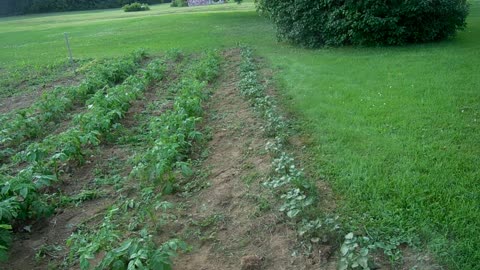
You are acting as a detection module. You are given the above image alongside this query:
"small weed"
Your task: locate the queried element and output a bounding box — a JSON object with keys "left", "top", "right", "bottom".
{"left": 181, "top": 176, "right": 211, "bottom": 197}
{"left": 60, "top": 189, "right": 106, "bottom": 207}
{"left": 93, "top": 175, "right": 123, "bottom": 188}
{"left": 186, "top": 214, "right": 224, "bottom": 243}
{"left": 241, "top": 171, "right": 260, "bottom": 186}
{"left": 193, "top": 214, "right": 224, "bottom": 228}
{"left": 245, "top": 193, "right": 272, "bottom": 217}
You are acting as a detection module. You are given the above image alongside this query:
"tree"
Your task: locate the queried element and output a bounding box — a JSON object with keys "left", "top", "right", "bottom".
{"left": 0, "top": 0, "right": 165, "bottom": 16}
{"left": 256, "top": 0, "right": 470, "bottom": 47}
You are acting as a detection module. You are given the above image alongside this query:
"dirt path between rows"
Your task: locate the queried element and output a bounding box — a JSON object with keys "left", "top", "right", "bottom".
{"left": 171, "top": 50, "right": 336, "bottom": 270}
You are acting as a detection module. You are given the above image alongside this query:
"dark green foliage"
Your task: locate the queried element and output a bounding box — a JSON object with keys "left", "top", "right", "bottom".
{"left": 123, "top": 2, "right": 151, "bottom": 12}
{"left": 1, "top": 0, "right": 164, "bottom": 16}
{"left": 170, "top": 0, "right": 188, "bottom": 7}
{"left": 256, "top": 0, "right": 470, "bottom": 47}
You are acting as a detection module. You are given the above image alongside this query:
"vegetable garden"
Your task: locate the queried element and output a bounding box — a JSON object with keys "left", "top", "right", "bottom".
{"left": 2, "top": 45, "right": 336, "bottom": 269}
{"left": 0, "top": 50, "right": 227, "bottom": 269}
{"left": 0, "top": 1, "right": 479, "bottom": 269}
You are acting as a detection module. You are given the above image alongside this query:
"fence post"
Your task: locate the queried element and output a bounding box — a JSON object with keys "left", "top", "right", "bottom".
{"left": 64, "top": 32, "right": 74, "bottom": 66}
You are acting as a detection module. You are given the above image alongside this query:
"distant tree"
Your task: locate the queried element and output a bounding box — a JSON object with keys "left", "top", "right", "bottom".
{"left": 0, "top": 0, "right": 166, "bottom": 16}
{"left": 256, "top": 0, "right": 470, "bottom": 47}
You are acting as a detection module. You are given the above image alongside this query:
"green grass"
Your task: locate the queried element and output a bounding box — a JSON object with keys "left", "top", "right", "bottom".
{"left": 1, "top": 1, "right": 479, "bottom": 268}
{"left": 0, "top": 1, "right": 268, "bottom": 68}
{"left": 265, "top": 4, "right": 480, "bottom": 268}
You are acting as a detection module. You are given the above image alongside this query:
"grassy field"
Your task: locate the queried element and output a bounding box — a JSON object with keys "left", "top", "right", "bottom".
{"left": 1, "top": 1, "right": 479, "bottom": 268}
{"left": 0, "top": 1, "right": 268, "bottom": 68}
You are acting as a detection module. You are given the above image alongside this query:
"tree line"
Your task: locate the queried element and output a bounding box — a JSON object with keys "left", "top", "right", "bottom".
{"left": 0, "top": 0, "right": 166, "bottom": 16}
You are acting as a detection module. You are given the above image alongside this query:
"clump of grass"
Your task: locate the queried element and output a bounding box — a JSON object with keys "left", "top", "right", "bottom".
{"left": 123, "top": 2, "right": 150, "bottom": 12}
{"left": 170, "top": 0, "right": 188, "bottom": 7}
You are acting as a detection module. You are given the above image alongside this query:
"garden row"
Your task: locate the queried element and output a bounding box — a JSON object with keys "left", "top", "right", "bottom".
{"left": 0, "top": 51, "right": 146, "bottom": 162}
{"left": 238, "top": 46, "right": 318, "bottom": 222}
{"left": 0, "top": 53, "right": 166, "bottom": 259}
{"left": 239, "top": 47, "right": 430, "bottom": 269}
{"left": 238, "top": 47, "right": 392, "bottom": 269}
{"left": 67, "top": 51, "right": 220, "bottom": 269}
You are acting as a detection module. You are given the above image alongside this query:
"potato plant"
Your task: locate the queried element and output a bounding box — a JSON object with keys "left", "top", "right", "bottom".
{"left": 0, "top": 56, "right": 166, "bottom": 260}
{"left": 67, "top": 51, "right": 219, "bottom": 270}
{"left": 131, "top": 51, "right": 219, "bottom": 191}
{"left": 239, "top": 46, "right": 395, "bottom": 269}
{"left": 68, "top": 189, "right": 186, "bottom": 270}
{"left": 238, "top": 47, "right": 317, "bottom": 214}
{"left": 0, "top": 50, "right": 146, "bottom": 157}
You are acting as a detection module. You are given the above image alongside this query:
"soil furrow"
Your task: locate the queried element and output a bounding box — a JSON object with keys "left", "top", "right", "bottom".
{"left": 173, "top": 50, "right": 325, "bottom": 270}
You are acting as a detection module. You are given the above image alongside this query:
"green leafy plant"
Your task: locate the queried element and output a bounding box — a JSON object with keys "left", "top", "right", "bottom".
{"left": 0, "top": 224, "right": 12, "bottom": 261}
{"left": 171, "top": 0, "right": 188, "bottom": 7}
{"left": 123, "top": 2, "right": 150, "bottom": 12}
{"left": 238, "top": 46, "right": 317, "bottom": 221}
{"left": 131, "top": 51, "right": 219, "bottom": 191}
{"left": 0, "top": 51, "right": 146, "bottom": 158}
{"left": 67, "top": 207, "right": 121, "bottom": 270}
{"left": 0, "top": 53, "right": 165, "bottom": 259}
{"left": 339, "top": 233, "right": 371, "bottom": 270}
{"left": 68, "top": 187, "right": 184, "bottom": 270}
{"left": 97, "top": 230, "right": 186, "bottom": 270}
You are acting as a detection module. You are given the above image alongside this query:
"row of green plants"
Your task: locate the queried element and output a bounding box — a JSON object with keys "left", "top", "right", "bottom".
{"left": 0, "top": 51, "right": 146, "bottom": 162}
{"left": 240, "top": 46, "right": 419, "bottom": 269}
{"left": 238, "top": 46, "right": 317, "bottom": 220}
{"left": 131, "top": 50, "right": 219, "bottom": 189}
{"left": 238, "top": 47, "right": 403, "bottom": 269}
{"left": 0, "top": 56, "right": 166, "bottom": 260}
{"left": 67, "top": 51, "right": 220, "bottom": 269}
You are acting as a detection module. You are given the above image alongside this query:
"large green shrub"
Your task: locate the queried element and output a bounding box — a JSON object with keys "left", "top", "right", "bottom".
{"left": 256, "top": 0, "right": 470, "bottom": 47}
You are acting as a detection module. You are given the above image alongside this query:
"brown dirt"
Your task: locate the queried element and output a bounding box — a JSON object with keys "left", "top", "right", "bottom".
{"left": 171, "top": 50, "right": 337, "bottom": 270}
{"left": 0, "top": 93, "right": 39, "bottom": 114}
{"left": 257, "top": 58, "right": 337, "bottom": 213}
{"left": 0, "top": 77, "right": 81, "bottom": 115}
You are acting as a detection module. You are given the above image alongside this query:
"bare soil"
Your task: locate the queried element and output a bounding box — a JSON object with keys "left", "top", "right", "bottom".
{"left": 0, "top": 76, "right": 81, "bottom": 114}
{"left": 170, "top": 50, "right": 337, "bottom": 270}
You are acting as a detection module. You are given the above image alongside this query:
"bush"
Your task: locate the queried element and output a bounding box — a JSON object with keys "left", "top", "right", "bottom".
{"left": 256, "top": 0, "right": 470, "bottom": 47}
{"left": 123, "top": 2, "right": 150, "bottom": 12}
{"left": 171, "top": 0, "right": 188, "bottom": 7}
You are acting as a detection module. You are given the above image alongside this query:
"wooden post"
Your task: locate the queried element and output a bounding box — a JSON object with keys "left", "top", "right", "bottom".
{"left": 64, "top": 32, "right": 74, "bottom": 65}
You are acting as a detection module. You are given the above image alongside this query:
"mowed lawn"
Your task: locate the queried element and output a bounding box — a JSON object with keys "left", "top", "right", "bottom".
{"left": 0, "top": 1, "right": 270, "bottom": 68}
{"left": 1, "top": 1, "right": 479, "bottom": 268}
